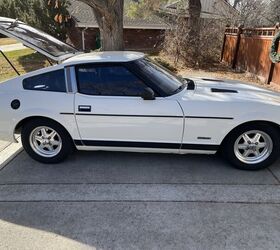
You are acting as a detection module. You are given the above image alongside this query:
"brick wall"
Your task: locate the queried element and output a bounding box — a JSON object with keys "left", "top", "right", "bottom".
{"left": 67, "top": 27, "right": 165, "bottom": 52}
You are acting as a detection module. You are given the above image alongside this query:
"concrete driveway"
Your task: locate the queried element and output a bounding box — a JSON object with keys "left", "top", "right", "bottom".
{"left": 1, "top": 150, "right": 280, "bottom": 250}
{"left": 0, "top": 43, "right": 26, "bottom": 52}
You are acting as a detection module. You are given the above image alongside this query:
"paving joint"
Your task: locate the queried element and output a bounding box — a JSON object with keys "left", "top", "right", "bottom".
{"left": 0, "top": 200, "right": 280, "bottom": 205}
{"left": 0, "top": 139, "right": 23, "bottom": 171}
{"left": 267, "top": 167, "right": 280, "bottom": 184}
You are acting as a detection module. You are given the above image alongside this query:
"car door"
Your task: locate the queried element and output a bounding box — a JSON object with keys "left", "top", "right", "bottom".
{"left": 74, "top": 63, "right": 184, "bottom": 152}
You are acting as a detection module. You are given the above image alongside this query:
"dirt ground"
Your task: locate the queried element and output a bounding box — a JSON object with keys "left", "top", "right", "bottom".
{"left": 180, "top": 64, "right": 280, "bottom": 93}
{"left": 154, "top": 55, "right": 280, "bottom": 93}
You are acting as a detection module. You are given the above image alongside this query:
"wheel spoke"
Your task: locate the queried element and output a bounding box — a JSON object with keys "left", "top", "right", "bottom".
{"left": 40, "top": 128, "right": 47, "bottom": 138}
{"left": 257, "top": 142, "right": 267, "bottom": 149}
{"left": 243, "top": 149, "right": 252, "bottom": 157}
{"left": 242, "top": 134, "right": 251, "bottom": 143}
{"left": 39, "top": 144, "right": 46, "bottom": 150}
{"left": 253, "top": 133, "right": 262, "bottom": 143}
{"left": 256, "top": 148, "right": 262, "bottom": 156}
{"left": 48, "top": 130, "right": 56, "bottom": 139}
{"left": 238, "top": 144, "right": 248, "bottom": 150}
{"left": 45, "top": 144, "right": 53, "bottom": 151}
{"left": 34, "top": 135, "right": 43, "bottom": 143}
{"left": 253, "top": 150, "right": 259, "bottom": 157}
{"left": 51, "top": 140, "right": 60, "bottom": 146}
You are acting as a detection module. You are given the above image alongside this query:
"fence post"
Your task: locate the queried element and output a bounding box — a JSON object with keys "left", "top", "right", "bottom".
{"left": 220, "top": 25, "right": 230, "bottom": 62}
{"left": 232, "top": 24, "right": 243, "bottom": 69}
{"left": 267, "top": 23, "right": 280, "bottom": 85}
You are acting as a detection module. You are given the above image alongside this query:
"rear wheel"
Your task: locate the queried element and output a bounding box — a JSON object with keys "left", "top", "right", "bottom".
{"left": 21, "top": 118, "right": 73, "bottom": 163}
{"left": 224, "top": 124, "right": 280, "bottom": 170}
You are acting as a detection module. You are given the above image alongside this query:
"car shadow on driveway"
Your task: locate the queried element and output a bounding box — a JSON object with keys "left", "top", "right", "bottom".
{"left": 0, "top": 151, "right": 280, "bottom": 249}
{"left": 0, "top": 150, "right": 278, "bottom": 185}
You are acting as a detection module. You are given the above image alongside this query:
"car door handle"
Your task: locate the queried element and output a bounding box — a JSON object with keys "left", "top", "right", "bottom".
{"left": 78, "top": 105, "right": 91, "bottom": 112}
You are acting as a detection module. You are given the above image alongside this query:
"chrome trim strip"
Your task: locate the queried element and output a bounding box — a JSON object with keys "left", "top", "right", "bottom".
{"left": 69, "top": 66, "right": 78, "bottom": 93}
{"left": 60, "top": 113, "right": 233, "bottom": 120}
{"left": 64, "top": 67, "right": 72, "bottom": 93}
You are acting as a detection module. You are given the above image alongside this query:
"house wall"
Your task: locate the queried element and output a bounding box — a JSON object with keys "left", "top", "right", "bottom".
{"left": 67, "top": 27, "right": 165, "bottom": 52}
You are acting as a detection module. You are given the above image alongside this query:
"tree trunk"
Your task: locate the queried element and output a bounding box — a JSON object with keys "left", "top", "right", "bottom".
{"left": 188, "top": 0, "right": 202, "bottom": 65}
{"left": 79, "top": 0, "right": 124, "bottom": 51}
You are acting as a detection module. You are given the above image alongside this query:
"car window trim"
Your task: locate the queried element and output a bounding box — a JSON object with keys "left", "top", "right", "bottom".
{"left": 130, "top": 58, "right": 185, "bottom": 97}
{"left": 74, "top": 62, "right": 161, "bottom": 97}
{"left": 22, "top": 69, "right": 67, "bottom": 93}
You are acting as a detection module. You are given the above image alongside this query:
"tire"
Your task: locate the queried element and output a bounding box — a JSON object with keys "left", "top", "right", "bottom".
{"left": 21, "top": 118, "right": 74, "bottom": 164}
{"left": 223, "top": 123, "right": 280, "bottom": 170}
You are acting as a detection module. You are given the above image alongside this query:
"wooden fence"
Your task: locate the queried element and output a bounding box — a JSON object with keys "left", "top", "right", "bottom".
{"left": 221, "top": 25, "right": 280, "bottom": 85}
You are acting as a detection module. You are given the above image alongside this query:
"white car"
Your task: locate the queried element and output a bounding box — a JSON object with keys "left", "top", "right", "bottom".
{"left": 0, "top": 17, "right": 280, "bottom": 170}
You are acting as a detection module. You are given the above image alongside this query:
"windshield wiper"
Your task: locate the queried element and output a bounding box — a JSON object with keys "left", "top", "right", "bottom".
{"left": 172, "top": 83, "right": 186, "bottom": 95}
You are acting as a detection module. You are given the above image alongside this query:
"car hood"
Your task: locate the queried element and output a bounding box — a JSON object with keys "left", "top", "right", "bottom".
{"left": 188, "top": 77, "right": 280, "bottom": 105}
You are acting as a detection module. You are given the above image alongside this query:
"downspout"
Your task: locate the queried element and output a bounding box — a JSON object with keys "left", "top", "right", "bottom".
{"left": 81, "top": 27, "right": 88, "bottom": 51}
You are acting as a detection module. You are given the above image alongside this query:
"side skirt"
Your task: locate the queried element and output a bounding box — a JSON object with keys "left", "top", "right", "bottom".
{"left": 74, "top": 140, "right": 219, "bottom": 155}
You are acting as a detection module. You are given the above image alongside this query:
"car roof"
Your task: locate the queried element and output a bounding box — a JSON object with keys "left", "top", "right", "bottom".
{"left": 62, "top": 51, "right": 145, "bottom": 65}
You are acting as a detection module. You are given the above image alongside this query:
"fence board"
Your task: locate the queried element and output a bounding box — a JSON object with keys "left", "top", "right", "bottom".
{"left": 272, "top": 46, "right": 280, "bottom": 85}
{"left": 222, "top": 35, "right": 237, "bottom": 65}
{"left": 221, "top": 27, "right": 280, "bottom": 85}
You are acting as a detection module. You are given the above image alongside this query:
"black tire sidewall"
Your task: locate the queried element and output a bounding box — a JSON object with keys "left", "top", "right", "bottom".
{"left": 21, "top": 118, "right": 73, "bottom": 164}
{"left": 224, "top": 124, "right": 280, "bottom": 170}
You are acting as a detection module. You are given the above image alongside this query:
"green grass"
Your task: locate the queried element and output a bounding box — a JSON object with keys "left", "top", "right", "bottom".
{"left": 0, "top": 38, "right": 18, "bottom": 46}
{"left": 0, "top": 49, "right": 49, "bottom": 82}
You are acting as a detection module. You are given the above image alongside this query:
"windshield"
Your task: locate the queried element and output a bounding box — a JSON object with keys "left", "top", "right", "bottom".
{"left": 0, "top": 19, "right": 78, "bottom": 59}
{"left": 133, "top": 57, "right": 184, "bottom": 96}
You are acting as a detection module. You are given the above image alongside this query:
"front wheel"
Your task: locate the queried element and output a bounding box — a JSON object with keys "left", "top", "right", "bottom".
{"left": 21, "top": 118, "right": 73, "bottom": 164}
{"left": 224, "top": 124, "right": 280, "bottom": 170}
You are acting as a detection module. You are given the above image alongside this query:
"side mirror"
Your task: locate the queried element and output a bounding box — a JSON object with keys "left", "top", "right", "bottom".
{"left": 141, "top": 87, "right": 155, "bottom": 100}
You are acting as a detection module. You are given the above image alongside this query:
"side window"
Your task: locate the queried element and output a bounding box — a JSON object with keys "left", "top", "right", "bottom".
{"left": 76, "top": 65, "right": 148, "bottom": 96}
{"left": 23, "top": 69, "right": 66, "bottom": 92}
